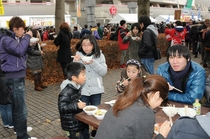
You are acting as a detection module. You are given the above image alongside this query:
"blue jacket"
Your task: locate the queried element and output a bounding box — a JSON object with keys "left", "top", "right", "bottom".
{"left": 0, "top": 28, "right": 31, "bottom": 78}
{"left": 156, "top": 61, "right": 206, "bottom": 104}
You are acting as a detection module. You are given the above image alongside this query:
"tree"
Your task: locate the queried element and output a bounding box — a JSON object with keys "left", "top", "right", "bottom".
{"left": 137, "top": 0, "right": 150, "bottom": 19}
{"left": 55, "top": 0, "right": 65, "bottom": 34}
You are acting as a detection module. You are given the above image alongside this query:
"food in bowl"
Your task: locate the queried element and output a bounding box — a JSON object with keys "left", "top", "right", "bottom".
{"left": 30, "top": 37, "right": 39, "bottom": 43}
{"left": 93, "top": 109, "right": 107, "bottom": 120}
{"left": 178, "top": 108, "right": 196, "bottom": 118}
{"left": 83, "top": 105, "right": 98, "bottom": 115}
{"left": 81, "top": 56, "right": 92, "bottom": 62}
{"left": 154, "top": 123, "right": 162, "bottom": 134}
{"left": 162, "top": 107, "right": 178, "bottom": 117}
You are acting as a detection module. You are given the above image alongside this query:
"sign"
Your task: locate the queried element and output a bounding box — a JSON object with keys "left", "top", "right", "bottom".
{"left": 109, "top": 6, "right": 117, "bottom": 15}
{"left": 76, "top": 0, "right": 81, "bottom": 17}
{"left": 0, "top": 0, "right": 4, "bottom": 15}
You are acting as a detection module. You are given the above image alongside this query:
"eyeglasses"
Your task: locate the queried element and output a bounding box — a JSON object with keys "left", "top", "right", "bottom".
{"left": 82, "top": 43, "right": 92, "bottom": 47}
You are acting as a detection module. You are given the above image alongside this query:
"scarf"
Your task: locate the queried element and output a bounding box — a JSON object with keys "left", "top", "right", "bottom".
{"left": 169, "top": 61, "right": 191, "bottom": 93}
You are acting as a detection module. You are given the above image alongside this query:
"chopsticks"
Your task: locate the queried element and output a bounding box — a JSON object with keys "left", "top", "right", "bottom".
{"left": 173, "top": 86, "right": 183, "bottom": 93}
{"left": 78, "top": 99, "right": 82, "bottom": 102}
{"left": 119, "top": 77, "right": 130, "bottom": 86}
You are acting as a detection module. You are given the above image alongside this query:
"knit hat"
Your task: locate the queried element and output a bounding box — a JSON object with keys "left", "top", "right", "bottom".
{"left": 196, "top": 112, "right": 210, "bottom": 137}
{"left": 126, "top": 59, "right": 141, "bottom": 69}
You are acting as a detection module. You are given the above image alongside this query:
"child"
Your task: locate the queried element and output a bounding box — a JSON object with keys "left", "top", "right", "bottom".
{"left": 73, "top": 34, "right": 107, "bottom": 137}
{"left": 123, "top": 22, "right": 141, "bottom": 63}
{"left": 27, "top": 29, "right": 47, "bottom": 91}
{"left": 115, "top": 59, "right": 149, "bottom": 93}
{"left": 58, "top": 62, "right": 89, "bottom": 139}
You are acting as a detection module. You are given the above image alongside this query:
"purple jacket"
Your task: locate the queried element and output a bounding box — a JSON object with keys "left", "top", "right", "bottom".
{"left": 0, "top": 28, "right": 31, "bottom": 79}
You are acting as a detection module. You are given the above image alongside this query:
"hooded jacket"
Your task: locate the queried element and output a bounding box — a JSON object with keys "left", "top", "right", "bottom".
{"left": 170, "top": 26, "right": 186, "bottom": 45}
{"left": 138, "top": 25, "right": 158, "bottom": 58}
{"left": 156, "top": 60, "right": 206, "bottom": 104}
{"left": 58, "top": 79, "right": 85, "bottom": 132}
{"left": 0, "top": 28, "right": 31, "bottom": 79}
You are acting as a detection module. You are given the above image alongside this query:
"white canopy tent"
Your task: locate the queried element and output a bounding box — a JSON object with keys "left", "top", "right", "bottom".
{"left": 155, "top": 15, "right": 176, "bottom": 23}
{"left": 109, "top": 14, "right": 157, "bottom": 24}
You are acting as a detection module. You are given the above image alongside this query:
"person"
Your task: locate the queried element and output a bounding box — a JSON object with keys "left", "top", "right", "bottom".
{"left": 203, "top": 25, "right": 210, "bottom": 68}
{"left": 123, "top": 22, "right": 141, "bottom": 63}
{"left": 197, "top": 19, "right": 210, "bottom": 67}
{"left": 138, "top": 15, "right": 158, "bottom": 74}
{"left": 73, "top": 34, "right": 107, "bottom": 137}
{"left": 0, "top": 16, "right": 36, "bottom": 139}
{"left": 164, "top": 22, "right": 172, "bottom": 52}
{"left": 97, "top": 23, "right": 103, "bottom": 39}
{"left": 95, "top": 75, "right": 171, "bottom": 139}
{"left": 73, "top": 26, "right": 81, "bottom": 39}
{"left": 116, "top": 20, "right": 129, "bottom": 68}
{"left": 54, "top": 22, "right": 73, "bottom": 78}
{"left": 58, "top": 62, "right": 89, "bottom": 139}
{"left": 166, "top": 112, "right": 210, "bottom": 139}
{"left": 115, "top": 59, "right": 149, "bottom": 93}
{"left": 156, "top": 45, "right": 206, "bottom": 104}
{"left": 27, "top": 29, "right": 47, "bottom": 91}
{"left": 91, "top": 26, "right": 101, "bottom": 40}
{"left": 170, "top": 21, "right": 186, "bottom": 46}
{"left": 80, "top": 24, "right": 92, "bottom": 39}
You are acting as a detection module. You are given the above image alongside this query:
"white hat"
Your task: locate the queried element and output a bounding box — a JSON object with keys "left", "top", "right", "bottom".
{"left": 196, "top": 112, "right": 210, "bottom": 137}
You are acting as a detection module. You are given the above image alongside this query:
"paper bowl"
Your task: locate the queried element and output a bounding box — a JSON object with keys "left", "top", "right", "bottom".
{"left": 81, "top": 56, "right": 92, "bottom": 62}
{"left": 162, "top": 107, "right": 178, "bottom": 117}
{"left": 93, "top": 109, "right": 107, "bottom": 120}
{"left": 83, "top": 105, "right": 98, "bottom": 115}
{"left": 131, "top": 37, "right": 137, "bottom": 40}
{"left": 178, "top": 108, "right": 196, "bottom": 118}
{"left": 109, "top": 100, "right": 116, "bottom": 106}
{"left": 30, "top": 37, "right": 39, "bottom": 43}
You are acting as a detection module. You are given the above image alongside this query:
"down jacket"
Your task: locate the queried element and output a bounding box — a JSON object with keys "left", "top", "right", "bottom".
{"left": 58, "top": 79, "right": 84, "bottom": 132}
{"left": 156, "top": 61, "right": 206, "bottom": 104}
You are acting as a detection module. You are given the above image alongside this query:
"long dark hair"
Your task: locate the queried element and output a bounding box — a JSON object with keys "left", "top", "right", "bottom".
{"left": 77, "top": 34, "right": 101, "bottom": 58}
{"left": 113, "top": 74, "right": 168, "bottom": 116}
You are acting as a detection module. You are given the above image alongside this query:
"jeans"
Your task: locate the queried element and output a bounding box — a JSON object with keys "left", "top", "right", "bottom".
{"left": 6, "top": 77, "right": 30, "bottom": 139}
{"left": 81, "top": 94, "right": 102, "bottom": 106}
{"left": 120, "top": 50, "right": 127, "bottom": 65}
{"left": 0, "top": 104, "right": 13, "bottom": 126}
{"left": 141, "top": 58, "right": 155, "bottom": 74}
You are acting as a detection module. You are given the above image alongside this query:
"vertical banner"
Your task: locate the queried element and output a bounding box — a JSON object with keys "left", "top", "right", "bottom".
{"left": 0, "top": 0, "right": 5, "bottom": 15}
{"left": 185, "top": 0, "right": 193, "bottom": 9}
{"left": 76, "top": 0, "right": 81, "bottom": 17}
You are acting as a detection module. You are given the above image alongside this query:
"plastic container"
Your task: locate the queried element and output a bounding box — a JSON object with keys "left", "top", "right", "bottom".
{"left": 193, "top": 99, "right": 201, "bottom": 115}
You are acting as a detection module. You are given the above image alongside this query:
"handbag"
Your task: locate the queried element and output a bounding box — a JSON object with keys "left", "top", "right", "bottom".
{"left": 0, "top": 60, "right": 12, "bottom": 104}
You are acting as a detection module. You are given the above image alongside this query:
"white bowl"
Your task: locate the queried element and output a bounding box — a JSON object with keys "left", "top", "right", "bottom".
{"left": 81, "top": 56, "right": 92, "bottom": 62}
{"left": 178, "top": 108, "right": 196, "bottom": 118}
{"left": 93, "top": 109, "right": 107, "bottom": 120}
{"left": 131, "top": 37, "right": 137, "bottom": 40}
{"left": 30, "top": 37, "right": 39, "bottom": 43}
{"left": 109, "top": 100, "right": 116, "bottom": 106}
{"left": 41, "top": 43, "right": 46, "bottom": 47}
{"left": 83, "top": 105, "right": 98, "bottom": 115}
{"left": 162, "top": 107, "right": 179, "bottom": 117}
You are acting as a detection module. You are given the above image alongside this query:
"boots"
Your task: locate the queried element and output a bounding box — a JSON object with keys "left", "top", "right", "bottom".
{"left": 38, "top": 73, "right": 47, "bottom": 89}
{"left": 34, "top": 74, "right": 43, "bottom": 91}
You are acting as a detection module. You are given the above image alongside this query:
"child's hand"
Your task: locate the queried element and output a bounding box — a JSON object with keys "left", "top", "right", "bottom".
{"left": 126, "top": 32, "right": 131, "bottom": 36}
{"left": 167, "top": 82, "right": 174, "bottom": 91}
{"left": 78, "top": 101, "right": 86, "bottom": 109}
{"left": 122, "top": 79, "right": 129, "bottom": 87}
{"left": 159, "top": 120, "right": 171, "bottom": 138}
{"left": 83, "top": 60, "right": 93, "bottom": 65}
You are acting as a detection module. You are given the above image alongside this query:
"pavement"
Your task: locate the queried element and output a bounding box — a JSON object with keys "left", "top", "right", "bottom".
{"left": 0, "top": 55, "right": 203, "bottom": 139}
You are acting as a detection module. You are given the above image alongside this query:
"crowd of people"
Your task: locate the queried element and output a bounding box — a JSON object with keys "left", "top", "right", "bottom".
{"left": 0, "top": 15, "right": 210, "bottom": 139}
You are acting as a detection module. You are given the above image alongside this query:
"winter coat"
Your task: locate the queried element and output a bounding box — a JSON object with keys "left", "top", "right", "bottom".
{"left": 0, "top": 28, "right": 31, "bottom": 79}
{"left": 138, "top": 25, "right": 158, "bottom": 59}
{"left": 170, "top": 26, "right": 186, "bottom": 46}
{"left": 156, "top": 61, "right": 206, "bottom": 104}
{"left": 123, "top": 33, "right": 141, "bottom": 63}
{"left": 54, "top": 30, "right": 73, "bottom": 63}
{"left": 58, "top": 79, "right": 85, "bottom": 132}
{"left": 204, "top": 29, "right": 210, "bottom": 48}
{"left": 164, "top": 27, "right": 172, "bottom": 41}
{"left": 75, "top": 51, "right": 107, "bottom": 96}
{"left": 117, "top": 26, "right": 129, "bottom": 50}
{"left": 27, "top": 43, "right": 44, "bottom": 71}
{"left": 189, "top": 24, "right": 200, "bottom": 41}
{"left": 95, "top": 99, "right": 165, "bottom": 139}
{"left": 166, "top": 117, "right": 210, "bottom": 139}
{"left": 197, "top": 24, "right": 208, "bottom": 42}
{"left": 80, "top": 28, "right": 91, "bottom": 39}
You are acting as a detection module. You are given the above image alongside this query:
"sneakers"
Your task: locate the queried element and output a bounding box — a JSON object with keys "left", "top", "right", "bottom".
{"left": 3, "top": 125, "right": 14, "bottom": 129}
{"left": 29, "top": 137, "right": 37, "bottom": 139}
{"left": 14, "top": 126, "right": 33, "bottom": 134}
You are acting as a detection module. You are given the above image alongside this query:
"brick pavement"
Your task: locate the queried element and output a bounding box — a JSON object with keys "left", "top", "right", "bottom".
{"left": 0, "top": 56, "right": 202, "bottom": 139}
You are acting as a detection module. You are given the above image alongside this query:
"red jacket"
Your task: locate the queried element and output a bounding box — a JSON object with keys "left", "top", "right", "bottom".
{"left": 164, "top": 27, "right": 172, "bottom": 41}
{"left": 117, "top": 26, "right": 129, "bottom": 50}
{"left": 170, "top": 26, "right": 186, "bottom": 45}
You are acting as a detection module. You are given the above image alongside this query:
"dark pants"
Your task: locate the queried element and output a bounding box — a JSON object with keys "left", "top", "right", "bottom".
{"left": 68, "top": 124, "right": 90, "bottom": 139}
{"left": 6, "top": 78, "right": 30, "bottom": 139}
{"left": 60, "top": 62, "right": 68, "bottom": 77}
